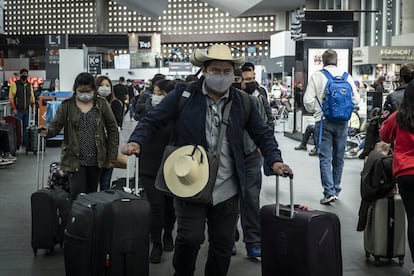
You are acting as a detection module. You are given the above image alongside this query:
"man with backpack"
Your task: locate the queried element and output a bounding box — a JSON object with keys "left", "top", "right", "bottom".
{"left": 303, "top": 49, "right": 360, "bottom": 204}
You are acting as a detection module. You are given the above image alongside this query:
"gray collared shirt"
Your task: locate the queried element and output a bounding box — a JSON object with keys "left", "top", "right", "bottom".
{"left": 202, "top": 81, "right": 238, "bottom": 205}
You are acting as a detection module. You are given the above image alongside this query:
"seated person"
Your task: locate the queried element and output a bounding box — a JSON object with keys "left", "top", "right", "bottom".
{"left": 294, "top": 124, "right": 318, "bottom": 156}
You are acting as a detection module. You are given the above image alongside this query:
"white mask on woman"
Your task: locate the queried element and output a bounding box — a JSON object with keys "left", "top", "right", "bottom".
{"left": 97, "top": 86, "right": 112, "bottom": 97}
{"left": 151, "top": 95, "right": 165, "bottom": 107}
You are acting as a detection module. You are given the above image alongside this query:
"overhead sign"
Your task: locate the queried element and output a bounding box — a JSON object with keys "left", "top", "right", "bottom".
{"left": 138, "top": 36, "right": 152, "bottom": 50}
{"left": 169, "top": 62, "right": 192, "bottom": 72}
{"left": 45, "top": 34, "right": 67, "bottom": 80}
{"left": 88, "top": 54, "right": 102, "bottom": 76}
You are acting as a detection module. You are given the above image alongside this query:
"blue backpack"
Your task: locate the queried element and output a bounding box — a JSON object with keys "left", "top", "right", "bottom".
{"left": 317, "top": 69, "right": 354, "bottom": 122}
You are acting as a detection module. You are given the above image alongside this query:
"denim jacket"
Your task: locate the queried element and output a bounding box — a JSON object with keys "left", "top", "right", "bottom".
{"left": 46, "top": 96, "right": 119, "bottom": 172}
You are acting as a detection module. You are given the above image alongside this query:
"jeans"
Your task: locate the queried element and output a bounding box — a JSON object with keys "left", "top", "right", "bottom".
{"left": 16, "top": 110, "right": 29, "bottom": 145}
{"left": 99, "top": 168, "right": 113, "bottom": 191}
{"left": 240, "top": 150, "right": 262, "bottom": 247}
{"left": 397, "top": 175, "right": 414, "bottom": 262}
{"left": 173, "top": 195, "right": 239, "bottom": 276}
{"left": 141, "top": 174, "right": 175, "bottom": 244}
{"left": 68, "top": 165, "right": 101, "bottom": 201}
{"left": 315, "top": 119, "right": 348, "bottom": 197}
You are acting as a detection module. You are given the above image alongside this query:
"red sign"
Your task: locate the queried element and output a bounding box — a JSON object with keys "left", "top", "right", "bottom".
{"left": 8, "top": 77, "right": 44, "bottom": 88}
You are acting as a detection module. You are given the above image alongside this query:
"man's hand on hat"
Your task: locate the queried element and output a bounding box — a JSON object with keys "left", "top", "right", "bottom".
{"left": 272, "top": 162, "right": 292, "bottom": 177}
{"left": 122, "top": 142, "right": 140, "bottom": 156}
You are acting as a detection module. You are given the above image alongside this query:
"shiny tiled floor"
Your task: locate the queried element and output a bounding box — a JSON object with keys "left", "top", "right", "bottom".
{"left": 0, "top": 119, "right": 412, "bottom": 276}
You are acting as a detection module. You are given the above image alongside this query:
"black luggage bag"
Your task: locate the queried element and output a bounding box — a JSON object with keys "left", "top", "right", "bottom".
{"left": 261, "top": 174, "right": 342, "bottom": 276}
{"left": 26, "top": 125, "right": 43, "bottom": 154}
{"left": 64, "top": 155, "right": 151, "bottom": 276}
{"left": 0, "top": 123, "right": 17, "bottom": 155}
{"left": 31, "top": 135, "right": 70, "bottom": 255}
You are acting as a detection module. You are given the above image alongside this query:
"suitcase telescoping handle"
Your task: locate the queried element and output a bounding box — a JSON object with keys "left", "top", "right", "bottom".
{"left": 36, "top": 130, "right": 46, "bottom": 190}
{"left": 275, "top": 171, "right": 294, "bottom": 219}
{"left": 127, "top": 150, "right": 140, "bottom": 195}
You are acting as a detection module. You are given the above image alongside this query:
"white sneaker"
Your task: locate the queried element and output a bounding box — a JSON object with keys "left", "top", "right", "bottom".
{"left": 2, "top": 154, "right": 16, "bottom": 162}
{"left": 409, "top": 268, "right": 414, "bottom": 276}
{"left": 0, "top": 158, "right": 14, "bottom": 166}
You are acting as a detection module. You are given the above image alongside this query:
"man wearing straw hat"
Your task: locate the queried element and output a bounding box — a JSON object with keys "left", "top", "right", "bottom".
{"left": 122, "top": 44, "right": 291, "bottom": 276}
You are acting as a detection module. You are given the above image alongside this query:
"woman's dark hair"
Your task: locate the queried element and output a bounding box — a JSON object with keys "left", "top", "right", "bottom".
{"left": 154, "top": 79, "right": 176, "bottom": 94}
{"left": 72, "top": 72, "right": 96, "bottom": 93}
{"left": 95, "top": 75, "right": 114, "bottom": 101}
{"left": 397, "top": 80, "right": 414, "bottom": 132}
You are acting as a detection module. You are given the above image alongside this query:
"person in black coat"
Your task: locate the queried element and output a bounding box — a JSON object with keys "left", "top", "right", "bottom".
{"left": 113, "top": 76, "right": 128, "bottom": 114}
{"left": 139, "top": 79, "right": 177, "bottom": 264}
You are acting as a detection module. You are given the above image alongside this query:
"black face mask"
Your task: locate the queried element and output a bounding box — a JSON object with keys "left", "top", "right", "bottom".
{"left": 232, "top": 83, "right": 242, "bottom": 90}
{"left": 244, "top": 82, "right": 257, "bottom": 94}
{"left": 20, "top": 75, "right": 28, "bottom": 81}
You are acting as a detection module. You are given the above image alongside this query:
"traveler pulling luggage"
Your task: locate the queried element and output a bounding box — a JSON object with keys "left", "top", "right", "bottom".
{"left": 261, "top": 173, "right": 342, "bottom": 276}
{"left": 364, "top": 194, "right": 405, "bottom": 265}
{"left": 64, "top": 154, "right": 151, "bottom": 276}
{"left": 31, "top": 134, "right": 70, "bottom": 255}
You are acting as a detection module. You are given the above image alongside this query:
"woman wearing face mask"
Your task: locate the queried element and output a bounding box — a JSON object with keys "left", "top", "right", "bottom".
{"left": 96, "top": 75, "right": 124, "bottom": 190}
{"left": 139, "top": 79, "right": 177, "bottom": 264}
{"left": 39, "top": 72, "right": 119, "bottom": 201}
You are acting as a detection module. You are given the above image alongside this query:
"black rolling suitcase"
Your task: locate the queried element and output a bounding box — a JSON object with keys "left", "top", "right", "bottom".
{"left": 64, "top": 155, "right": 151, "bottom": 276}
{"left": 26, "top": 107, "right": 44, "bottom": 155}
{"left": 0, "top": 123, "right": 17, "bottom": 155}
{"left": 31, "top": 135, "right": 70, "bottom": 255}
{"left": 261, "top": 174, "right": 342, "bottom": 276}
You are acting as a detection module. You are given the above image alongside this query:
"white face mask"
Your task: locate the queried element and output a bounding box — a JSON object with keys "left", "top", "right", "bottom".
{"left": 97, "top": 86, "right": 112, "bottom": 97}
{"left": 76, "top": 92, "right": 95, "bottom": 103}
{"left": 151, "top": 95, "right": 165, "bottom": 107}
{"left": 204, "top": 74, "right": 234, "bottom": 94}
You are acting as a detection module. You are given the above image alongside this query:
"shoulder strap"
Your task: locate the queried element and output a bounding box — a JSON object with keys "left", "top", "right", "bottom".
{"left": 215, "top": 100, "right": 232, "bottom": 156}
{"left": 176, "top": 82, "right": 197, "bottom": 116}
{"left": 239, "top": 91, "right": 251, "bottom": 126}
{"left": 342, "top": 72, "right": 349, "bottom": 80}
{"left": 320, "top": 69, "right": 334, "bottom": 80}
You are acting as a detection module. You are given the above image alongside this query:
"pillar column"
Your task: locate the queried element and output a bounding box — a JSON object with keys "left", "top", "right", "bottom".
{"left": 96, "top": 0, "right": 109, "bottom": 34}
{"left": 401, "top": 0, "right": 414, "bottom": 34}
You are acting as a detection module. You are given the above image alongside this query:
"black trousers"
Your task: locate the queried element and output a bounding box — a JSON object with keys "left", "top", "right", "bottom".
{"left": 300, "top": 124, "right": 316, "bottom": 148}
{"left": 173, "top": 195, "right": 239, "bottom": 276}
{"left": 141, "top": 174, "right": 176, "bottom": 244}
{"left": 68, "top": 165, "right": 101, "bottom": 201}
{"left": 397, "top": 175, "right": 414, "bottom": 262}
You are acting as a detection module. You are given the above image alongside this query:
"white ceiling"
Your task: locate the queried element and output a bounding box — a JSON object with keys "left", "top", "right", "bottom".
{"left": 118, "top": 0, "right": 305, "bottom": 19}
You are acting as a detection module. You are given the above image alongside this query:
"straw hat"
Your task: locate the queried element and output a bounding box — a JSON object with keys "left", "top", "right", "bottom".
{"left": 190, "top": 44, "right": 245, "bottom": 68}
{"left": 163, "top": 145, "right": 209, "bottom": 198}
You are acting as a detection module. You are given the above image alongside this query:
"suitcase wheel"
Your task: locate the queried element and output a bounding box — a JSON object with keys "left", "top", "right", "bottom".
{"left": 33, "top": 248, "right": 38, "bottom": 256}
{"left": 398, "top": 257, "right": 404, "bottom": 266}
{"left": 365, "top": 251, "right": 370, "bottom": 260}
{"left": 374, "top": 257, "right": 380, "bottom": 266}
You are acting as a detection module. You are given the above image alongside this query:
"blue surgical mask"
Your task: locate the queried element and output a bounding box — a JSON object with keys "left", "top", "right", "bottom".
{"left": 76, "top": 91, "right": 95, "bottom": 103}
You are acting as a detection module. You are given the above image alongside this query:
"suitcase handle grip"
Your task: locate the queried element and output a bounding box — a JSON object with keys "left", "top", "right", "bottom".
{"left": 275, "top": 174, "right": 294, "bottom": 219}
{"left": 126, "top": 155, "right": 140, "bottom": 196}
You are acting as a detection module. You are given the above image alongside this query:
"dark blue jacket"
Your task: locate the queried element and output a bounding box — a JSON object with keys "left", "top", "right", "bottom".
{"left": 128, "top": 79, "right": 283, "bottom": 195}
